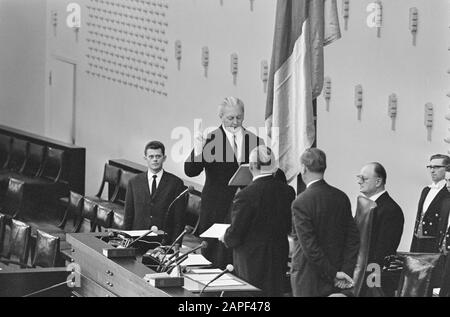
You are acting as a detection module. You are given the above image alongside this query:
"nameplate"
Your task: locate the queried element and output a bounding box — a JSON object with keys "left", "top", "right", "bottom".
{"left": 102, "top": 247, "right": 136, "bottom": 258}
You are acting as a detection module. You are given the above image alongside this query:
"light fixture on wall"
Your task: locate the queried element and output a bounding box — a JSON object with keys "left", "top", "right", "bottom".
{"left": 220, "top": 0, "right": 224, "bottom": 6}
{"left": 355, "top": 85, "right": 363, "bottom": 121}
{"left": 202, "top": 46, "right": 209, "bottom": 78}
{"left": 175, "top": 40, "right": 182, "bottom": 70}
{"left": 323, "top": 77, "right": 332, "bottom": 111}
{"left": 51, "top": 10, "right": 58, "bottom": 37}
{"left": 388, "top": 93, "right": 398, "bottom": 131}
{"left": 342, "top": 0, "right": 350, "bottom": 31}
{"left": 424, "top": 103, "right": 433, "bottom": 141}
{"left": 375, "top": 0, "right": 383, "bottom": 38}
{"left": 261, "top": 60, "right": 269, "bottom": 93}
{"left": 409, "top": 7, "right": 418, "bottom": 46}
{"left": 230, "top": 53, "right": 239, "bottom": 85}
{"left": 250, "top": 0, "right": 255, "bottom": 12}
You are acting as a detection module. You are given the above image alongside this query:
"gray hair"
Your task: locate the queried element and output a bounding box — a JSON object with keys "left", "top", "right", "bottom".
{"left": 218, "top": 97, "right": 245, "bottom": 118}
{"left": 250, "top": 145, "right": 275, "bottom": 172}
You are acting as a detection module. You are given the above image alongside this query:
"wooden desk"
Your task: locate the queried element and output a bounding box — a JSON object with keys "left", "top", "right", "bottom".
{"left": 66, "top": 232, "right": 194, "bottom": 297}
{"left": 66, "top": 233, "right": 259, "bottom": 297}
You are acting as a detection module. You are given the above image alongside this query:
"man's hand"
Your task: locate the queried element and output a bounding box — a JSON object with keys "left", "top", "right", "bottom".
{"left": 334, "top": 271, "right": 354, "bottom": 289}
{"left": 193, "top": 131, "right": 206, "bottom": 156}
{"left": 218, "top": 233, "right": 225, "bottom": 243}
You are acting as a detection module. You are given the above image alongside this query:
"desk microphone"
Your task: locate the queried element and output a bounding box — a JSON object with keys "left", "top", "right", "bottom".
{"left": 157, "top": 225, "right": 194, "bottom": 271}
{"left": 200, "top": 264, "right": 234, "bottom": 295}
{"left": 126, "top": 226, "right": 158, "bottom": 248}
{"left": 164, "top": 241, "right": 208, "bottom": 273}
{"left": 167, "top": 186, "right": 195, "bottom": 212}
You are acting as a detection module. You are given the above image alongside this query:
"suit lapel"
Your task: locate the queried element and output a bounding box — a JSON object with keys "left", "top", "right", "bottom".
{"left": 141, "top": 172, "right": 152, "bottom": 205}
{"left": 152, "top": 171, "right": 168, "bottom": 201}
{"left": 424, "top": 186, "right": 447, "bottom": 215}
{"left": 418, "top": 187, "right": 430, "bottom": 214}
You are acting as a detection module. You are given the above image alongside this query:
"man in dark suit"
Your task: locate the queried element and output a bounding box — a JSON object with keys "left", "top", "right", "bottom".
{"left": 184, "top": 97, "right": 263, "bottom": 269}
{"left": 291, "top": 148, "right": 360, "bottom": 297}
{"left": 440, "top": 166, "right": 450, "bottom": 254}
{"left": 220, "top": 146, "right": 295, "bottom": 297}
{"left": 124, "top": 141, "right": 185, "bottom": 243}
{"left": 357, "top": 162, "right": 404, "bottom": 296}
{"left": 411, "top": 154, "right": 450, "bottom": 253}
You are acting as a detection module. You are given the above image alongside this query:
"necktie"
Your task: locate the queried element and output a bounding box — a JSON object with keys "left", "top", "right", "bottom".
{"left": 151, "top": 175, "right": 157, "bottom": 198}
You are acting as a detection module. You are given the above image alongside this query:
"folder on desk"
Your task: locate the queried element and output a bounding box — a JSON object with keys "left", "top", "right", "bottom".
{"left": 228, "top": 164, "right": 252, "bottom": 186}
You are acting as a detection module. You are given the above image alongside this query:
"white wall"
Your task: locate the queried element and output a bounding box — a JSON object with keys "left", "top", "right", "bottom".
{"left": 0, "top": 0, "right": 448, "bottom": 251}
{"left": 0, "top": 0, "right": 47, "bottom": 134}
{"left": 318, "top": 0, "right": 450, "bottom": 251}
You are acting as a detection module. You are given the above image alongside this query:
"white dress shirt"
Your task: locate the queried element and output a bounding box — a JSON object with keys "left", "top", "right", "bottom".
{"left": 252, "top": 173, "right": 273, "bottom": 181}
{"left": 422, "top": 179, "right": 446, "bottom": 214}
{"left": 147, "top": 169, "right": 164, "bottom": 195}
{"left": 367, "top": 190, "right": 387, "bottom": 202}
{"left": 222, "top": 125, "right": 243, "bottom": 163}
{"left": 306, "top": 179, "right": 322, "bottom": 188}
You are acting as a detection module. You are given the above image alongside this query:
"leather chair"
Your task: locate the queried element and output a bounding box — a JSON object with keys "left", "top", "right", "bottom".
{"left": 0, "top": 135, "right": 12, "bottom": 169}
{"left": 0, "top": 219, "right": 31, "bottom": 268}
{"left": 352, "top": 195, "right": 377, "bottom": 297}
{"left": 396, "top": 253, "right": 442, "bottom": 297}
{"left": 0, "top": 213, "right": 8, "bottom": 256}
{"left": 84, "top": 163, "right": 122, "bottom": 204}
{"left": 111, "top": 210, "right": 126, "bottom": 230}
{"left": 31, "top": 229, "right": 60, "bottom": 268}
{"left": 75, "top": 198, "right": 98, "bottom": 233}
{"left": 0, "top": 178, "right": 26, "bottom": 218}
{"left": 178, "top": 191, "right": 202, "bottom": 248}
{"left": 58, "top": 191, "right": 84, "bottom": 231}
{"left": 0, "top": 139, "right": 27, "bottom": 199}
{"left": 95, "top": 205, "right": 114, "bottom": 231}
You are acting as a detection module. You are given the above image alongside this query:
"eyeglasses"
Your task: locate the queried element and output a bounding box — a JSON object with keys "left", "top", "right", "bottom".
{"left": 426, "top": 165, "right": 446, "bottom": 170}
{"left": 356, "top": 175, "right": 369, "bottom": 183}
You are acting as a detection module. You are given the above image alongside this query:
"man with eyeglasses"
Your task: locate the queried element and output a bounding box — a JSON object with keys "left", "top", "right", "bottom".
{"left": 357, "top": 162, "right": 404, "bottom": 296}
{"left": 410, "top": 154, "right": 450, "bottom": 253}
{"left": 124, "top": 141, "right": 185, "bottom": 243}
{"left": 440, "top": 165, "right": 450, "bottom": 254}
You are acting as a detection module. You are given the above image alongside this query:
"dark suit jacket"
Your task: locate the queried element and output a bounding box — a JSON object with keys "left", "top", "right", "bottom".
{"left": 411, "top": 186, "right": 450, "bottom": 253}
{"left": 184, "top": 126, "right": 263, "bottom": 268}
{"left": 369, "top": 192, "right": 404, "bottom": 266}
{"left": 291, "top": 180, "right": 360, "bottom": 297}
{"left": 124, "top": 171, "right": 185, "bottom": 243}
{"left": 223, "top": 175, "right": 295, "bottom": 297}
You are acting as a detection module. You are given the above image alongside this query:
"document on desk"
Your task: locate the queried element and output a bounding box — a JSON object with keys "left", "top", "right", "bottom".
{"left": 179, "top": 254, "right": 212, "bottom": 266}
{"left": 114, "top": 230, "right": 158, "bottom": 237}
{"left": 199, "top": 223, "right": 230, "bottom": 239}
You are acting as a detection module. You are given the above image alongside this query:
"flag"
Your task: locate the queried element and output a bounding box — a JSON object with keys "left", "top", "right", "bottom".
{"left": 265, "top": 0, "right": 341, "bottom": 182}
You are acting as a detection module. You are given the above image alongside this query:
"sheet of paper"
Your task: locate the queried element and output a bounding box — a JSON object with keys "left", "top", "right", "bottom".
{"left": 179, "top": 254, "right": 212, "bottom": 266}
{"left": 117, "top": 230, "right": 158, "bottom": 237}
{"left": 200, "top": 223, "right": 230, "bottom": 239}
{"left": 209, "top": 279, "right": 244, "bottom": 287}
{"left": 186, "top": 273, "right": 234, "bottom": 281}
{"left": 189, "top": 268, "right": 223, "bottom": 274}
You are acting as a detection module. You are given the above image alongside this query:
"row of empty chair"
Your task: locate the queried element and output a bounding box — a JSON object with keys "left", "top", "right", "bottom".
{"left": 0, "top": 135, "right": 68, "bottom": 220}
{"left": 0, "top": 213, "right": 61, "bottom": 269}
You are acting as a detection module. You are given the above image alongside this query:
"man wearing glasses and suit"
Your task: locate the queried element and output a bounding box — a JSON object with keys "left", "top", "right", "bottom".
{"left": 410, "top": 154, "right": 450, "bottom": 253}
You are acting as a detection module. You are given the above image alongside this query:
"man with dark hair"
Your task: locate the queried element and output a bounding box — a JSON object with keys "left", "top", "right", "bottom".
{"left": 124, "top": 141, "right": 185, "bottom": 243}
{"left": 357, "top": 162, "right": 404, "bottom": 296}
{"left": 440, "top": 166, "right": 450, "bottom": 254}
{"left": 220, "top": 146, "right": 295, "bottom": 296}
{"left": 411, "top": 154, "right": 450, "bottom": 252}
{"left": 184, "top": 97, "right": 263, "bottom": 269}
{"left": 291, "top": 148, "right": 360, "bottom": 297}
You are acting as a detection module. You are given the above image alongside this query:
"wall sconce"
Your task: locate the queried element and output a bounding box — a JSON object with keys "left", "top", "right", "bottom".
{"left": 175, "top": 40, "right": 182, "bottom": 70}
{"left": 323, "top": 77, "right": 332, "bottom": 111}
{"left": 202, "top": 46, "right": 209, "bottom": 78}
{"left": 261, "top": 60, "right": 269, "bottom": 93}
{"left": 409, "top": 7, "right": 418, "bottom": 46}
{"left": 388, "top": 93, "right": 398, "bottom": 131}
{"left": 424, "top": 103, "right": 433, "bottom": 141}
{"left": 342, "top": 0, "right": 350, "bottom": 31}
{"left": 355, "top": 85, "right": 363, "bottom": 121}
{"left": 376, "top": 1, "right": 383, "bottom": 38}
{"left": 250, "top": 0, "right": 255, "bottom": 12}
{"left": 51, "top": 11, "right": 58, "bottom": 37}
{"left": 230, "top": 53, "right": 238, "bottom": 85}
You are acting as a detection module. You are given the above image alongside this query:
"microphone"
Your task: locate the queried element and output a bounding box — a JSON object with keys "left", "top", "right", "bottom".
{"left": 167, "top": 186, "right": 195, "bottom": 212}
{"left": 157, "top": 225, "right": 194, "bottom": 271}
{"left": 200, "top": 264, "right": 234, "bottom": 295}
{"left": 126, "top": 226, "right": 158, "bottom": 248}
{"left": 164, "top": 241, "right": 208, "bottom": 273}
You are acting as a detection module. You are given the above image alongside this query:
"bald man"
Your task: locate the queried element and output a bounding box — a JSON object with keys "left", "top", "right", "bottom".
{"left": 221, "top": 146, "right": 295, "bottom": 296}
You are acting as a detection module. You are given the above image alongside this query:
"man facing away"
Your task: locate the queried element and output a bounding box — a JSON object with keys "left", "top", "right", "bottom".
{"left": 290, "top": 148, "right": 360, "bottom": 297}
{"left": 220, "top": 145, "right": 295, "bottom": 297}
{"left": 411, "top": 154, "right": 450, "bottom": 253}
{"left": 124, "top": 141, "right": 185, "bottom": 243}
